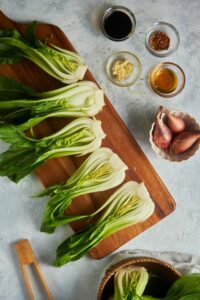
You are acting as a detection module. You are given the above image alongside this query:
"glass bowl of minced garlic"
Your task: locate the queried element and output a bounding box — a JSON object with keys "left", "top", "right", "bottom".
{"left": 106, "top": 51, "right": 142, "bottom": 87}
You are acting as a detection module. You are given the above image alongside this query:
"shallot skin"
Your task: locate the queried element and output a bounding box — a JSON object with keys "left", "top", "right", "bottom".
{"left": 170, "top": 131, "right": 200, "bottom": 155}
{"left": 167, "top": 113, "right": 186, "bottom": 133}
{"left": 153, "top": 112, "right": 172, "bottom": 149}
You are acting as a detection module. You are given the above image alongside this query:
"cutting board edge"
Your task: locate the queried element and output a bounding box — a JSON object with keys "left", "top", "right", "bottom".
{"left": 89, "top": 202, "right": 176, "bottom": 259}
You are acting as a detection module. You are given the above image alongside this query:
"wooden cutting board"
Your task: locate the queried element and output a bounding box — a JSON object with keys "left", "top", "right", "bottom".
{"left": 0, "top": 11, "right": 176, "bottom": 259}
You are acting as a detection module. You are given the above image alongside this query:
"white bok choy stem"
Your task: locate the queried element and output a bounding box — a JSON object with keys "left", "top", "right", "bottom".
{"left": 113, "top": 267, "right": 149, "bottom": 300}
{"left": 39, "top": 147, "right": 128, "bottom": 233}
{"left": 53, "top": 181, "right": 155, "bottom": 267}
{"left": 0, "top": 117, "right": 105, "bottom": 183}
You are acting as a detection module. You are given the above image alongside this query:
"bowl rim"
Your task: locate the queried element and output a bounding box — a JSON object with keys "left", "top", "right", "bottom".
{"left": 97, "top": 256, "right": 182, "bottom": 300}
{"left": 101, "top": 6, "right": 136, "bottom": 41}
{"left": 145, "top": 21, "right": 180, "bottom": 57}
{"left": 148, "top": 62, "right": 186, "bottom": 98}
{"left": 106, "top": 51, "right": 142, "bottom": 87}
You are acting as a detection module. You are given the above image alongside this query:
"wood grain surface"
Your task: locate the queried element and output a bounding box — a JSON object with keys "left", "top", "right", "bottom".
{"left": 0, "top": 11, "right": 176, "bottom": 259}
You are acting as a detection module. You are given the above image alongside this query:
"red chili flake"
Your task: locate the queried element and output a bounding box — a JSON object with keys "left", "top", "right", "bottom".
{"left": 149, "top": 31, "right": 170, "bottom": 51}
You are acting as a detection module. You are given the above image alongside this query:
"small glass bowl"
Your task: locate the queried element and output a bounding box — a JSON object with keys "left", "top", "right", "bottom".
{"left": 149, "top": 62, "right": 185, "bottom": 98}
{"left": 101, "top": 6, "right": 136, "bottom": 41}
{"left": 145, "top": 22, "right": 180, "bottom": 57}
{"left": 106, "top": 51, "right": 142, "bottom": 87}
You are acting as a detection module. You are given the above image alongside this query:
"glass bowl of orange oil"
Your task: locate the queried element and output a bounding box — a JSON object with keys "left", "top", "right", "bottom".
{"left": 149, "top": 62, "right": 185, "bottom": 98}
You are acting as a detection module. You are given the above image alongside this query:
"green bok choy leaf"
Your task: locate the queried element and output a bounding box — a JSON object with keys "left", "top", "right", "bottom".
{"left": 0, "top": 117, "right": 105, "bottom": 182}
{"left": 53, "top": 181, "right": 155, "bottom": 266}
{"left": 163, "top": 273, "right": 200, "bottom": 300}
{"left": 39, "top": 147, "right": 127, "bottom": 233}
{"left": 0, "top": 22, "right": 87, "bottom": 83}
{"left": 142, "top": 273, "right": 200, "bottom": 300}
{"left": 0, "top": 76, "right": 37, "bottom": 100}
{"left": 0, "top": 77, "right": 104, "bottom": 127}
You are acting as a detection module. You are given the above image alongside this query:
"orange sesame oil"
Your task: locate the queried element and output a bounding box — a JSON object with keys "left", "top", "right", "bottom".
{"left": 151, "top": 68, "right": 178, "bottom": 94}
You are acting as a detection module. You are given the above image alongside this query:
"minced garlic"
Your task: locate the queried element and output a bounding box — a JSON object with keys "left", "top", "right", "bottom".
{"left": 112, "top": 60, "right": 134, "bottom": 81}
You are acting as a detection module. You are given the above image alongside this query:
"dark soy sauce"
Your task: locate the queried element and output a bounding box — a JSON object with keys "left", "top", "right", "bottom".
{"left": 103, "top": 11, "right": 133, "bottom": 40}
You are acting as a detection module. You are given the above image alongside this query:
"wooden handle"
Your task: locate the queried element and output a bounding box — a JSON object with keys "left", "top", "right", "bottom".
{"left": 15, "top": 239, "right": 53, "bottom": 300}
{"left": 20, "top": 265, "right": 35, "bottom": 300}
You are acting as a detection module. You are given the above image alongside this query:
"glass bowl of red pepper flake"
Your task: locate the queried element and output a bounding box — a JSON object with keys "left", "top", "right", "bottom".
{"left": 145, "top": 22, "right": 180, "bottom": 57}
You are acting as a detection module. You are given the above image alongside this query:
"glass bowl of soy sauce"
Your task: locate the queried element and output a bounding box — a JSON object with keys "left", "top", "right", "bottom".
{"left": 101, "top": 6, "right": 136, "bottom": 41}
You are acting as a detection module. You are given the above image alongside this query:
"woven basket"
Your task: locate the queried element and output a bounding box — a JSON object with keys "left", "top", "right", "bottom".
{"left": 97, "top": 256, "right": 182, "bottom": 300}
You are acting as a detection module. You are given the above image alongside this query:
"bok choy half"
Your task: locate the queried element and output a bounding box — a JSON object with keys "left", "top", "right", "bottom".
{"left": 39, "top": 147, "right": 128, "bottom": 233}
{"left": 113, "top": 267, "right": 149, "bottom": 300}
{"left": 53, "top": 181, "right": 155, "bottom": 267}
{"left": 0, "top": 22, "right": 87, "bottom": 83}
{"left": 0, "top": 77, "right": 104, "bottom": 128}
{"left": 0, "top": 117, "right": 105, "bottom": 183}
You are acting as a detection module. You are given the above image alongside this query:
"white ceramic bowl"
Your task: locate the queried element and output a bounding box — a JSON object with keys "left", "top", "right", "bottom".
{"left": 149, "top": 110, "right": 200, "bottom": 162}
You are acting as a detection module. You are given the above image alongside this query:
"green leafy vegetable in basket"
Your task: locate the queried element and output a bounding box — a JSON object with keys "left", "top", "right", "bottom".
{"left": 0, "top": 22, "right": 87, "bottom": 83}
{"left": 163, "top": 273, "right": 200, "bottom": 300}
{"left": 39, "top": 147, "right": 127, "bottom": 233}
{"left": 0, "top": 117, "right": 105, "bottom": 182}
{"left": 148, "top": 273, "right": 200, "bottom": 300}
{"left": 113, "top": 267, "right": 149, "bottom": 300}
{"left": 111, "top": 270, "right": 200, "bottom": 300}
{"left": 53, "top": 181, "right": 155, "bottom": 267}
{"left": 0, "top": 77, "right": 104, "bottom": 127}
